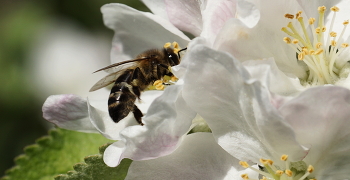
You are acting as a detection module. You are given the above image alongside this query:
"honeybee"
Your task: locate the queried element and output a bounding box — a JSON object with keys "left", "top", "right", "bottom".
{"left": 90, "top": 43, "right": 186, "bottom": 125}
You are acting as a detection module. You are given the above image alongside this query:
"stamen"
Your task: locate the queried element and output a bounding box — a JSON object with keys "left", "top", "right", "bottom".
{"left": 239, "top": 161, "right": 250, "bottom": 168}
{"left": 309, "top": 18, "right": 316, "bottom": 24}
{"left": 285, "top": 169, "right": 293, "bottom": 177}
{"left": 330, "top": 6, "right": 339, "bottom": 12}
{"left": 283, "top": 37, "right": 292, "bottom": 44}
{"left": 330, "top": 31, "right": 337, "bottom": 37}
{"left": 275, "top": 170, "right": 284, "bottom": 176}
{"left": 163, "top": 42, "right": 171, "bottom": 48}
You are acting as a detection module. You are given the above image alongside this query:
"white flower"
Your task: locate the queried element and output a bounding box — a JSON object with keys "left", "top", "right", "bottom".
{"left": 215, "top": 0, "right": 350, "bottom": 96}
{"left": 181, "top": 42, "right": 350, "bottom": 179}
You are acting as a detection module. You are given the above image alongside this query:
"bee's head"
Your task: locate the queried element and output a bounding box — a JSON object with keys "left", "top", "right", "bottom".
{"left": 164, "top": 47, "right": 180, "bottom": 66}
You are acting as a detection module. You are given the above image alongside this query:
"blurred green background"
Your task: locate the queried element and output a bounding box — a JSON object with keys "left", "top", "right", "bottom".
{"left": 0, "top": 0, "right": 148, "bottom": 176}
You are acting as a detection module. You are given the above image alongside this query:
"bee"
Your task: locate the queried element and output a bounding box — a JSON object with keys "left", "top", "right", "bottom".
{"left": 89, "top": 43, "right": 186, "bottom": 125}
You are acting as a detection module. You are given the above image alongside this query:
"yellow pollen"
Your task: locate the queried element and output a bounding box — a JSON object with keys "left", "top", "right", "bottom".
{"left": 307, "top": 165, "right": 314, "bottom": 173}
{"left": 163, "top": 42, "right": 171, "bottom": 48}
{"left": 331, "top": 40, "right": 337, "bottom": 46}
{"left": 330, "top": 31, "right": 337, "bottom": 37}
{"left": 280, "top": 154, "right": 288, "bottom": 161}
{"left": 322, "top": 26, "right": 326, "bottom": 32}
{"left": 318, "top": 6, "right": 326, "bottom": 12}
{"left": 239, "top": 161, "right": 249, "bottom": 168}
{"left": 283, "top": 37, "right": 291, "bottom": 44}
{"left": 342, "top": 43, "right": 349, "bottom": 48}
{"left": 285, "top": 13, "right": 294, "bottom": 19}
{"left": 241, "top": 174, "right": 249, "bottom": 180}
{"left": 309, "top": 17, "right": 316, "bottom": 24}
{"left": 171, "top": 76, "right": 178, "bottom": 82}
{"left": 285, "top": 169, "right": 293, "bottom": 177}
{"left": 330, "top": 6, "right": 339, "bottom": 12}
{"left": 316, "top": 42, "right": 322, "bottom": 49}
{"left": 344, "top": 20, "right": 349, "bottom": 25}
{"left": 292, "top": 39, "right": 299, "bottom": 44}
{"left": 275, "top": 170, "right": 284, "bottom": 176}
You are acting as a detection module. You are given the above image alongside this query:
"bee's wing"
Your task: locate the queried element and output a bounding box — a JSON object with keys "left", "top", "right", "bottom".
{"left": 89, "top": 71, "right": 126, "bottom": 92}
{"left": 90, "top": 58, "right": 150, "bottom": 92}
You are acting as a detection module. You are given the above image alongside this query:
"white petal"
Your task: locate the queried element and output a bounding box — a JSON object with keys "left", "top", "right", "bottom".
{"left": 143, "top": 0, "right": 203, "bottom": 36}
{"left": 103, "top": 141, "right": 125, "bottom": 167}
{"left": 279, "top": 86, "right": 350, "bottom": 178}
{"left": 126, "top": 133, "right": 258, "bottom": 180}
{"left": 103, "top": 85, "right": 197, "bottom": 167}
{"left": 236, "top": 0, "right": 260, "bottom": 28}
{"left": 182, "top": 43, "right": 307, "bottom": 163}
{"left": 101, "top": 3, "right": 189, "bottom": 63}
{"left": 42, "top": 94, "right": 98, "bottom": 133}
{"left": 214, "top": 1, "right": 308, "bottom": 78}
{"left": 242, "top": 58, "right": 306, "bottom": 96}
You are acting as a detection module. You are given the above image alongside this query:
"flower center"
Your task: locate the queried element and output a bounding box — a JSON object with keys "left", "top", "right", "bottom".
{"left": 281, "top": 6, "right": 349, "bottom": 86}
{"left": 239, "top": 154, "right": 315, "bottom": 180}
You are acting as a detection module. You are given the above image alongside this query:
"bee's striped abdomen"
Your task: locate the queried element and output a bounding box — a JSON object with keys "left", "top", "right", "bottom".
{"left": 108, "top": 69, "right": 136, "bottom": 122}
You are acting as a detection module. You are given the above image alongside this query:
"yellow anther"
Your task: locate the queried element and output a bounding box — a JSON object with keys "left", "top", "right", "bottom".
{"left": 309, "top": 17, "right": 316, "bottom": 24}
{"left": 296, "top": 11, "right": 302, "bottom": 19}
{"left": 283, "top": 37, "right": 291, "bottom": 44}
{"left": 292, "top": 39, "right": 299, "bottom": 44}
{"left": 302, "top": 47, "right": 309, "bottom": 54}
{"left": 318, "top": 6, "right": 326, "bottom": 13}
{"left": 344, "top": 20, "right": 349, "bottom": 25}
{"left": 285, "top": 14, "right": 294, "bottom": 19}
{"left": 285, "top": 169, "right": 293, "bottom": 177}
{"left": 298, "top": 52, "right": 305, "bottom": 60}
{"left": 241, "top": 174, "right": 249, "bottom": 180}
{"left": 280, "top": 154, "right": 289, "bottom": 161}
{"left": 307, "top": 165, "right": 314, "bottom": 173}
{"left": 342, "top": 43, "right": 349, "bottom": 48}
{"left": 315, "top": 27, "right": 321, "bottom": 34}
{"left": 315, "top": 49, "right": 324, "bottom": 55}
{"left": 275, "top": 170, "right": 284, "bottom": 176}
{"left": 239, "top": 161, "right": 250, "bottom": 168}
{"left": 331, "top": 40, "right": 337, "bottom": 46}
{"left": 322, "top": 26, "right": 326, "bottom": 32}
{"left": 163, "top": 42, "right": 171, "bottom": 48}
{"left": 330, "top": 6, "right": 339, "bottom": 12}
{"left": 260, "top": 158, "right": 274, "bottom": 166}
{"left": 330, "top": 31, "right": 337, "bottom": 37}
{"left": 316, "top": 42, "right": 322, "bottom": 49}
{"left": 260, "top": 177, "right": 267, "bottom": 180}
{"left": 309, "top": 49, "right": 315, "bottom": 55}
{"left": 173, "top": 48, "right": 179, "bottom": 54}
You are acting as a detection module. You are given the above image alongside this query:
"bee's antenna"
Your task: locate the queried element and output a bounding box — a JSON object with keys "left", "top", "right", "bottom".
{"left": 177, "top": 47, "right": 187, "bottom": 59}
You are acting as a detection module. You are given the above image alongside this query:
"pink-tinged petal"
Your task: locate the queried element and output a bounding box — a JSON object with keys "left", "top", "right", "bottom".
{"left": 126, "top": 133, "right": 259, "bottom": 180}
{"left": 101, "top": 3, "right": 189, "bottom": 64}
{"left": 103, "top": 85, "right": 197, "bottom": 167}
{"left": 88, "top": 90, "right": 164, "bottom": 140}
{"left": 103, "top": 141, "right": 125, "bottom": 167}
{"left": 201, "top": 0, "right": 237, "bottom": 44}
{"left": 42, "top": 94, "right": 98, "bottom": 133}
{"left": 182, "top": 42, "right": 307, "bottom": 163}
{"left": 279, "top": 86, "right": 350, "bottom": 179}
{"left": 164, "top": 0, "right": 203, "bottom": 36}
{"left": 242, "top": 58, "right": 305, "bottom": 96}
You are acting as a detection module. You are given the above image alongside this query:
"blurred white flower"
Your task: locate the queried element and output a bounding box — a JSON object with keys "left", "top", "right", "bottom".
{"left": 215, "top": 0, "right": 350, "bottom": 96}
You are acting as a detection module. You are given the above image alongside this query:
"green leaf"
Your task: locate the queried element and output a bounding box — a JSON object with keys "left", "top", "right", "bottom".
{"left": 55, "top": 144, "right": 132, "bottom": 180}
{"left": 2, "top": 128, "right": 113, "bottom": 180}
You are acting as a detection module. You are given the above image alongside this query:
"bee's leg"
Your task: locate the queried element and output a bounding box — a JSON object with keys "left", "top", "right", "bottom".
{"left": 133, "top": 105, "right": 144, "bottom": 125}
